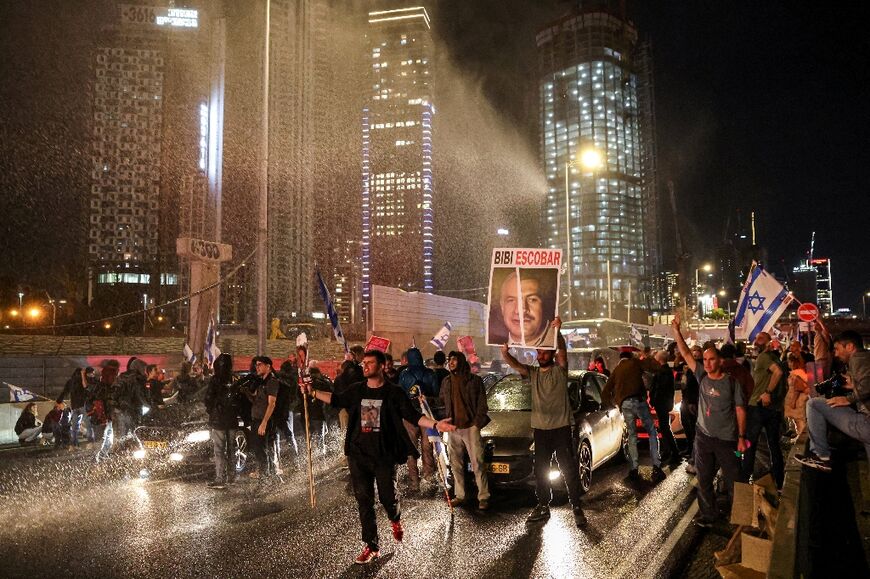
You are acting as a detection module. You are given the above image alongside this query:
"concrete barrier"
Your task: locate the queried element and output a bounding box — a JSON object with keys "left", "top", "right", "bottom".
{"left": 0, "top": 400, "right": 56, "bottom": 445}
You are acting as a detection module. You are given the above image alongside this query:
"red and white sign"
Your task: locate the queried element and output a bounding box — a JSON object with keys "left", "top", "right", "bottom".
{"left": 457, "top": 335, "right": 479, "bottom": 364}
{"left": 365, "top": 335, "right": 391, "bottom": 353}
{"left": 797, "top": 303, "right": 819, "bottom": 322}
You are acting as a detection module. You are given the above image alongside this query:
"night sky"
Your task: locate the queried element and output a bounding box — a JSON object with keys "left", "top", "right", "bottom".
{"left": 1, "top": 0, "right": 867, "bottom": 312}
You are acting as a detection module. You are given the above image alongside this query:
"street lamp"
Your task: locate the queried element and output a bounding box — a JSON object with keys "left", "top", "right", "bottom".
{"left": 694, "top": 263, "right": 713, "bottom": 315}
{"left": 565, "top": 146, "right": 602, "bottom": 320}
{"left": 863, "top": 291, "right": 870, "bottom": 319}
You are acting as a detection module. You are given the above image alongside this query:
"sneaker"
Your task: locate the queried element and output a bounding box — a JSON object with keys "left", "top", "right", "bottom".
{"left": 626, "top": 469, "right": 640, "bottom": 481}
{"left": 573, "top": 507, "right": 588, "bottom": 528}
{"left": 207, "top": 480, "right": 226, "bottom": 489}
{"left": 794, "top": 452, "right": 832, "bottom": 473}
{"left": 694, "top": 517, "right": 715, "bottom": 529}
{"left": 391, "top": 520, "right": 404, "bottom": 542}
{"left": 354, "top": 546, "right": 379, "bottom": 565}
{"left": 478, "top": 499, "right": 490, "bottom": 511}
{"left": 449, "top": 497, "right": 464, "bottom": 508}
{"left": 526, "top": 504, "right": 551, "bottom": 523}
{"left": 651, "top": 466, "right": 667, "bottom": 483}
{"left": 685, "top": 463, "right": 697, "bottom": 475}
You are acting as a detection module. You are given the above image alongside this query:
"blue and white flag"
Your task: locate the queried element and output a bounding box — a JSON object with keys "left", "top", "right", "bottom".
{"left": 630, "top": 324, "right": 643, "bottom": 345}
{"left": 430, "top": 321, "right": 452, "bottom": 350}
{"left": 183, "top": 343, "right": 197, "bottom": 365}
{"left": 6, "top": 383, "right": 39, "bottom": 402}
{"left": 315, "top": 269, "right": 349, "bottom": 355}
{"left": 733, "top": 263, "right": 794, "bottom": 343}
{"left": 204, "top": 316, "right": 221, "bottom": 367}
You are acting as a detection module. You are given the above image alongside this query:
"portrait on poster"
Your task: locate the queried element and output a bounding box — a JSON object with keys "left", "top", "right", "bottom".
{"left": 486, "top": 249, "right": 562, "bottom": 349}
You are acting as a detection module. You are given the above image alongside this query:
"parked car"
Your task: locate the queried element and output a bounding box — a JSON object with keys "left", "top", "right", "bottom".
{"left": 476, "top": 370, "right": 627, "bottom": 494}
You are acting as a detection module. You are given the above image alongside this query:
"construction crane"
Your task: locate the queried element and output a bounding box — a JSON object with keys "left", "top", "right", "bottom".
{"left": 667, "top": 180, "right": 692, "bottom": 314}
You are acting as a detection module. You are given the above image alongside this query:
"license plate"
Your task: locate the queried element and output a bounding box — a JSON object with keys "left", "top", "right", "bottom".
{"left": 489, "top": 462, "right": 509, "bottom": 474}
{"left": 143, "top": 440, "right": 168, "bottom": 449}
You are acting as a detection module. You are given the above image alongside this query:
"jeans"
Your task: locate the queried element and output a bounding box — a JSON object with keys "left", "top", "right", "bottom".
{"left": 742, "top": 405, "right": 785, "bottom": 488}
{"left": 96, "top": 422, "right": 112, "bottom": 461}
{"left": 533, "top": 425, "right": 583, "bottom": 510}
{"left": 211, "top": 429, "right": 238, "bottom": 482}
{"left": 111, "top": 410, "right": 134, "bottom": 442}
{"left": 807, "top": 397, "right": 870, "bottom": 461}
{"left": 82, "top": 412, "right": 95, "bottom": 442}
{"left": 654, "top": 404, "right": 679, "bottom": 460}
{"left": 681, "top": 401, "right": 698, "bottom": 461}
{"left": 18, "top": 427, "right": 42, "bottom": 443}
{"left": 70, "top": 407, "right": 86, "bottom": 446}
{"left": 695, "top": 430, "right": 744, "bottom": 521}
{"left": 404, "top": 419, "right": 435, "bottom": 483}
{"left": 348, "top": 455, "right": 400, "bottom": 551}
{"left": 621, "top": 396, "right": 660, "bottom": 469}
{"left": 447, "top": 426, "right": 490, "bottom": 501}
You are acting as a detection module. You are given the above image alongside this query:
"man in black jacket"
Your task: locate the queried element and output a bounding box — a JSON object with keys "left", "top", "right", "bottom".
{"left": 302, "top": 350, "right": 455, "bottom": 565}
{"left": 439, "top": 351, "right": 491, "bottom": 510}
{"left": 112, "top": 358, "right": 147, "bottom": 441}
{"left": 205, "top": 354, "right": 240, "bottom": 488}
{"left": 56, "top": 368, "right": 88, "bottom": 447}
{"left": 650, "top": 351, "right": 680, "bottom": 465}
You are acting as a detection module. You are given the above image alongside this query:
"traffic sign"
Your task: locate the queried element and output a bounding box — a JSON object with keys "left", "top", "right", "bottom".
{"left": 797, "top": 303, "right": 819, "bottom": 322}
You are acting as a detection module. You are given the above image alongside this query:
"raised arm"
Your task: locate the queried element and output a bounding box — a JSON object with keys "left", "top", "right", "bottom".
{"left": 554, "top": 317, "right": 567, "bottom": 371}
{"left": 500, "top": 344, "right": 529, "bottom": 378}
{"left": 671, "top": 313, "right": 697, "bottom": 375}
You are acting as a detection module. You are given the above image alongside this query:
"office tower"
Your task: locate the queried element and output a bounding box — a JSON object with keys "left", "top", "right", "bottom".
{"left": 811, "top": 258, "right": 834, "bottom": 315}
{"left": 88, "top": 2, "right": 223, "bottom": 320}
{"left": 537, "top": 1, "right": 660, "bottom": 322}
{"left": 361, "top": 6, "right": 434, "bottom": 315}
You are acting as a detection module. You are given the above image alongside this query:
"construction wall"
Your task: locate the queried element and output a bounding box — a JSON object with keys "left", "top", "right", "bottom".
{"left": 370, "top": 285, "right": 493, "bottom": 360}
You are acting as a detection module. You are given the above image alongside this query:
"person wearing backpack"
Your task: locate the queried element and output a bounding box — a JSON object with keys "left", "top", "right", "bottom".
{"left": 205, "top": 353, "right": 241, "bottom": 488}
{"left": 672, "top": 314, "right": 747, "bottom": 528}
{"left": 741, "top": 332, "right": 785, "bottom": 490}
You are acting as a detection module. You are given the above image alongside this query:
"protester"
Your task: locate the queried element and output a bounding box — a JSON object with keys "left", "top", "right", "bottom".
{"left": 650, "top": 351, "right": 680, "bottom": 465}
{"left": 172, "top": 361, "right": 201, "bottom": 403}
{"left": 742, "top": 332, "right": 785, "bottom": 489}
{"left": 796, "top": 331, "right": 870, "bottom": 472}
{"left": 602, "top": 350, "right": 665, "bottom": 483}
{"left": 679, "top": 346, "right": 703, "bottom": 472}
{"left": 672, "top": 314, "right": 747, "bottom": 528}
{"left": 247, "top": 356, "right": 279, "bottom": 478}
{"left": 430, "top": 350, "right": 449, "bottom": 418}
{"left": 501, "top": 318, "right": 588, "bottom": 527}
{"left": 383, "top": 353, "right": 399, "bottom": 382}
{"left": 720, "top": 344, "right": 755, "bottom": 407}
{"left": 112, "top": 357, "right": 148, "bottom": 442}
{"left": 205, "top": 353, "right": 240, "bottom": 489}
{"left": 92, "top": 363, "right": 118, "bottom": 461}
{"left": 301, "top": 350, "right": 456, "bottom": 564}
{"left": 398, "top": 347, "right": 438, "bottom": 491}
{"left": 813, "top": 318, "right": 833, "bottom": 380}
{"left": 276, "top": 359, "right": 300, "bottom": 455}
{"left": 42, "top": 404, "right": 71, "bottom": 447}
{"left": 55, "top": 368, "right": 88, "bottom": 447}
{"left": 588, "top": 355, "right": 609, "bottom": 376}
{"left": 144, "top": 364, "right": 165, "bottom": 410}
{"left": 82, "top": 366, "right": 98, "bottom": 442}
{"left": 440, "top": 350, "right": 491, "bottom": 510}
{"left": 307, "top": 366, "right": 333, "bottom": 454}
{"left": 783, "top": 353, "right": 810, "bottom": 441}
{"left": 15, "top": 402, "right": 42, "bottom": 444}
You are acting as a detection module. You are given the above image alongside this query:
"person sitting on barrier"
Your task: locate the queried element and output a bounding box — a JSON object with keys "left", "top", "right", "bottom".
{"left": 796, "top": 331, "right": 870, "bottom": 472}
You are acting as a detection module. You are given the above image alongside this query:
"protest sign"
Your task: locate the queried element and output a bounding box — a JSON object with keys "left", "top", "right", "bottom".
{"left": 365, "top": 335, "right": 391, "bottom": 353}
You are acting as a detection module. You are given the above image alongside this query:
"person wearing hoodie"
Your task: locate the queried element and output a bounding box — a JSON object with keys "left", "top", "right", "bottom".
{"left": 398, "top": 347, "right": 438, "bottom": 491}
{"left": 439, "top": 350, "right": 491, "bottom": 510}
{"left": 112, "top": 357, "right": 148, "bottom": 441}
{"left": 205, "top": 353, "right": 241, "bottom": 488}
{"left": 796, "top": 331, "right": 870, "bottom": 472}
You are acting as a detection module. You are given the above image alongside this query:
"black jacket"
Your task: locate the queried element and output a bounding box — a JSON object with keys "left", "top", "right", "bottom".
{"left": 15, "top": 411, "right": 37, "bottom": 435}
{"left": 57, "top": 374, "right": 88, "bottom": 409}
{"left": 204, "top": 377, "right": 240, "bottom": 430}
{"left": 649, "top": 366, "right": 676, "bottom": 411}
{"left": 439, "top": 372, "right": 490, "bottom": 430}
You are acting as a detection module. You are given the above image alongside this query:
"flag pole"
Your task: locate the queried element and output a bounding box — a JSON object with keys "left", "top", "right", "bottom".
{"left": 413, "top": 386, "right": 453, "bottom": 512}
{"left": 296, "top": 340, "right": 316, "bottom": 508}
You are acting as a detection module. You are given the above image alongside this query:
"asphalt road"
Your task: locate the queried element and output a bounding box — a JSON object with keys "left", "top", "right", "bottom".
{"left": 0, "top": 440, "right": 693, "bottom": 578}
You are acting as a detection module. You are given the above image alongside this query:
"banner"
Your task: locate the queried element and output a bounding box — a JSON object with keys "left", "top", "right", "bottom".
{"left": 486, "top": 248, "right": 562, "bottom": 349}
{"left": 457, "top": 335, "right": 479, "bottom": 364}
{"left": 204, "top": 316, "right": 221, "bottom": 367}
{"left": 430, "top": 321, "right": 452, "bottom": 350}
{"left": 733, "top": 262, "right": 794, "bottom": 342}
{"left": 365, "top": 335, "right": 391, "bottom": 353}
{"left": 315, "top": 269, "right": 350, "bottom": 354}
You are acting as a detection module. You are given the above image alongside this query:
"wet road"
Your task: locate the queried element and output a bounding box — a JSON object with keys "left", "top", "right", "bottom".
{"left": 0, "top": 442, "right": 692, "bottom": 578}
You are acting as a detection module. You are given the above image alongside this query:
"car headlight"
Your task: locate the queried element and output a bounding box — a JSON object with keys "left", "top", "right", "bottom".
{"left": 133, "top": 449, "right": 146, "bottom": 459}
{"left": 184, "top": 430, "right": 211, "bottom": 443}
{"left": 169, "top": 453, "right": 184, "bottom": 462}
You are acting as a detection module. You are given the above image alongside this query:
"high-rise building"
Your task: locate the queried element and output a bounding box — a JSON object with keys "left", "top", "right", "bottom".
{"left": 537, "top": 1, "right": 660, "bottom": 322}
{"left": 88, "top": 2, "right": 224, "bottom": 322}
{"left": 811, "top": 257, "right": 834, "bottom": 315}
{"left": 790, "top": 262, "right": 818, "bottom": 306}
{"left": 361, "top": 6, "right": 434, "bottom": 316}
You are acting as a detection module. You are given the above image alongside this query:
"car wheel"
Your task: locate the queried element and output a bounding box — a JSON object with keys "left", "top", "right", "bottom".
{"left": 234, "top": 430, "right": 248, "bottom": 473}
{"left": 578, "top": 440, "right": 592, "bottom": 494}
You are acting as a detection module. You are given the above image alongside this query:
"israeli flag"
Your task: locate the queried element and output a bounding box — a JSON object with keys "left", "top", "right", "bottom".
{"left": 6, "top": 383, "right": 38, "bottom": 402}
{"left": 630, "top": 324, "right": 643, "bottom": 345}
{"left": 733, "top": 263, "right": 794, "bottom": 343}
{"left": 430, "top": 321, "right": 452, "bottom": 350}
{"left": 204, "top": 316, "right": 221, "bottom": 367}
{"left": 183, "top": 343, "right": 197, "bottom": 365}
{"left": 315, "top": 269, "right": 349, "bottom": 354}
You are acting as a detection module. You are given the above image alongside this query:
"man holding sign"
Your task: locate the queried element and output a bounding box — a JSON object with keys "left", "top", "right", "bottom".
{"left": 487, "top": 249, "right": 562, "bottom": 350}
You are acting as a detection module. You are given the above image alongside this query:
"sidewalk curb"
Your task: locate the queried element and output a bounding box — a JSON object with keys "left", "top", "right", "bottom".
{"left": 645, "top": 477, "right": 699, "bottom": 579}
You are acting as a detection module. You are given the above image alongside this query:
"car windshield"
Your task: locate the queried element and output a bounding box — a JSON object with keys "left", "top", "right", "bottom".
{"left": 487, "top": 376, "right": 531, "bottom": 411}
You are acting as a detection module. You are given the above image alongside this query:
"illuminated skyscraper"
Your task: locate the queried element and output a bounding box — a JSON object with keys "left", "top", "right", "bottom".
{"left": 537, "top": 1, "right": 660, "bottom": 321}
{"left": 88, "top": 2, "right": 224, "bottom": 318}
{"left": 362, "top": 6, "right": 434, "bottom": 315}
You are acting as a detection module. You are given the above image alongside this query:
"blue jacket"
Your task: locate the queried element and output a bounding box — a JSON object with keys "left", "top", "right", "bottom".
{"left": 399, "top": 349, "right": 438, "bottom": 411}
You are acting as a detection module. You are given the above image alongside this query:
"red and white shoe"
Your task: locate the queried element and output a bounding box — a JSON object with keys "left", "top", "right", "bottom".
{"left": 391, "top": 520, "right": 404, "bottom": 542}
{"left": 354, "top": 546, "right": 379, "bottom": 565}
